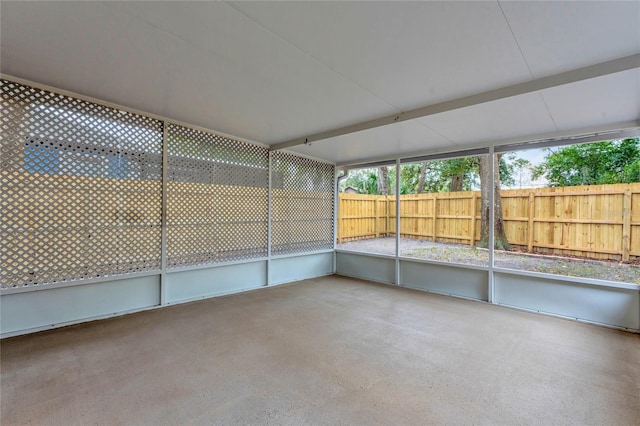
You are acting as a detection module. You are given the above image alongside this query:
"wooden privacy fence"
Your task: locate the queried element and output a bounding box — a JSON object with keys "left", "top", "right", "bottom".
{"left": 338, "top": 183, "right": 640, "bottom": 262}
{"left": 2, "top": 170, "right": 329, "bottom": 284}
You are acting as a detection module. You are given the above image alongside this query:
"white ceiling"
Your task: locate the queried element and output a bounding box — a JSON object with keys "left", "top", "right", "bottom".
{"left": 1, "top": 1, "right": 639, "bottom": 165}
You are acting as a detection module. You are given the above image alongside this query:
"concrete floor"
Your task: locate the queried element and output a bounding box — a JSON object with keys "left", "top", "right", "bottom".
{"left": 1, "top": 276, "right": 639, "bottom": 425}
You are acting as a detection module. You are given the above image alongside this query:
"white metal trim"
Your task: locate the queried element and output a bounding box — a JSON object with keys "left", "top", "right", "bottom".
{"left": 395, "top": 158, "right": 401, "bottom": 285}
{"left": 333, "top": 169, "right": 339, "bottom": 273}
{"left": 267, "top": 151, "right": 273, "bottom": 285}
{"left": 278, "top": 148, "right": 337, "bottom": 166}
{"left": 494, "top": 128, "right": 640, "bottom": 153}
{"left": 337, "top": 158, "right": 399, "bottom": 170}
{"left": 400, "top": 147, "right": 491, "bottom": 164}
{"left": 334, "top": 249, "right": 397, "bottom": 260}
{"left": 166, "top": 258, "right": 269, "bottom": 274}
{"left": 488, "top": 147, "right": 496, "bottom": 303}
{"left": 160, "top": 120, "right": 169, "bottom": 305}
{"left": 270, "top": 249, "right": 335, "bottom": 260}
{"left": 398, "top": 256, "right": 489, "bottom": 272}
{"left": 493, "top": 267, "right": 640, "bottom": 291}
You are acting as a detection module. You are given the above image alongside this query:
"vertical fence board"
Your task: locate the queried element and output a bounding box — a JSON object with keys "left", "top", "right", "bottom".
{"left": 338, "top": 183, "right": 640, "bottom": 261}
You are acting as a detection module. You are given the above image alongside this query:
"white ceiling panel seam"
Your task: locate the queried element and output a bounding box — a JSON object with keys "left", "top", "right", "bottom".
{"left": 223, "top": 1, "right": 403, "bottom": 116}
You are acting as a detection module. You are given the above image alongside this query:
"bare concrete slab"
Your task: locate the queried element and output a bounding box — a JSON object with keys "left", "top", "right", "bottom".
{"left": 2, "top": 276, "right": 639, "bottom": 425}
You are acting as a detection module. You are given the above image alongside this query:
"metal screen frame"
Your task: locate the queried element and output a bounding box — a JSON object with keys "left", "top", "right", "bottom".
{"left": 166, "top": 123, "right": 269, "bottom": 269}
{"left": 270, "top": 151, "right": 335, "bottom": 256}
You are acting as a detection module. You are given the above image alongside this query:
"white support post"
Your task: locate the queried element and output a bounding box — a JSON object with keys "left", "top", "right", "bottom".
{"left": 267, "top": 151, "right": 273, "bottom": 286}
{"left": 488, "top": 147, "right": 495, "bottom": 303}
{"left": 160, "top": 121, "right": 169, "bottom": 305}
{"left": 333, "top": 168, "right": 339, "bottom": 274}
{"left": 395, "top": 158, "right": 401, "bottom": 285}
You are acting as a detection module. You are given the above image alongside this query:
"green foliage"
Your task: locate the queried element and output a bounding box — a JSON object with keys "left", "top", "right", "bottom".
{"left": 340, "top": 168, "right": 381, "bottom": 194}
{"left": 532, "top": 138, "right": 640, "bottom": 187}
{"left": 398, "top": 158, "right": 478, "bottom": 193}
{"left": 341, "top": 139, "right": 640, "bottom": 195}
{"left": 497, "top": 153, "right": 517, "bottom": 188}
{"left": 508, "top": 157, "right": 532, "bottom": 188}
{"left": 341, "top": 155, "right": 522, "bottom": 195}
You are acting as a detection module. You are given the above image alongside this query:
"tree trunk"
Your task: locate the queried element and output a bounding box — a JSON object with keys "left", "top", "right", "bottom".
{"left": 449, "top": 174, "right": 463, "bottom": 192}
{"left": 417, "top": 163, "right": 428, "bottom": 194}
{"left": 478, "top": 155, "right": 510, "bottom": 250}
{"left": 377, "top": 166, "right": 389, "bottom": 195}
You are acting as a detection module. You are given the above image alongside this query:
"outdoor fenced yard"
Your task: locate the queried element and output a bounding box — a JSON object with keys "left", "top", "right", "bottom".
{"left": 338, "top": 183, "right": 640, "bottom": 262}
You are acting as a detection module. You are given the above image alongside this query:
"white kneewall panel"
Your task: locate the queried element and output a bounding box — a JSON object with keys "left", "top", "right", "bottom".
{"left": 400, "top": 260, "right": 488, "bottom": 301}
{"left": 0, "top": 275, "right": 160, "bottom": 336}
{"left": 269, "top": 252, "right": 333, "bottom": 286}
{"left": 164, "top": 261, "right": 267, "bottom": 304}
{"left": 336, "top": 252, "right": 396, "bottom": 284}
{"left": 495, "top": 272, "right": 640, "bottom": 330}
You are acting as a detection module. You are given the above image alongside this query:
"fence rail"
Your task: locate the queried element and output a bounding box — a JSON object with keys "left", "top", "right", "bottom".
{"left": 337, "top": 183, "right": 640, "bottom": 261}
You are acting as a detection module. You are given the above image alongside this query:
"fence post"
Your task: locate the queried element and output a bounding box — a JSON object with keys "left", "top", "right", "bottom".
{"left": 385, "top": 196, "right": 390, "bottom": 237}
{"left": 527, "top": 192, "right": 535, "bottom": 252}
{"left": 432, "top": 193, "right": 438, "bottom": 242}
{"left": 469, "top": 193, "right": 477, "bottom": 246}
{"left": 375, "top": 198, "right": 380, "bottom": 238}
{"left": 622, "top": 190, "right": 631, "bottom": 261}
{"left": 337, "top": 194, "right": 343, "bottom": 243}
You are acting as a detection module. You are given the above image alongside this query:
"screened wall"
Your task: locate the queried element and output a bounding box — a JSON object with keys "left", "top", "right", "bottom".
{"left": 336, "top": 145, "right": 640, "bottom": 332}
{"left": 1, "top": 76, "right": 638, "bottom": 336}
{"left": 0, "top": 79, "right": 335, "bottom": 335}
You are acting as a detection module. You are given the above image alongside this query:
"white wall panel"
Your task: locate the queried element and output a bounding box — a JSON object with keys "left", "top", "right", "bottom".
{"left": 495, "top": 272, "right": 639, "bottom": 330}
{"left": 336, "top": 252, "right": 395, "bottom": 285}
{"left": 164, "top": 261, "right": 266, "bottom": 304}
{"left": 269, "top": 252, "right": 333, "bottom": 286}
{"left": 0, "top": 276, "right": 160, "bottom": 336}
{"left": 400, "top": 260, "right": 488, "bottom": 301}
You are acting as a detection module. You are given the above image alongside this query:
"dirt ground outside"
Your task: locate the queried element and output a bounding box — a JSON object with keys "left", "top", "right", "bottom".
{"left": 337, "top": 237, "right": 640, "bottom": 285}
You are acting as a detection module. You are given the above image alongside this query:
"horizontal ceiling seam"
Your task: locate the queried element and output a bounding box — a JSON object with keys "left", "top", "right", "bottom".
{"left": 222, "top": 2, "right": 403, "bottom": 118}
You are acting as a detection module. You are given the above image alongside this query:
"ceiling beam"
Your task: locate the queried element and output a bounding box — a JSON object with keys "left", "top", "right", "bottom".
{"left": 270, "top": 53, "right": 640, "bottom": 151}
{"left": 335, "top": 119, "right": 639, "bottom": 168}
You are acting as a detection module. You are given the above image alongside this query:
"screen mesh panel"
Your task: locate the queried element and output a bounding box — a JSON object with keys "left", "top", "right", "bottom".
{"left": 0, "top": 80, "right": 163, "bottom": 288}
{"left": 166, "top": 124, "right": 268, "bottom": 268}
{"left": 271, "top": 152, "right": 335, "bottom": 255}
